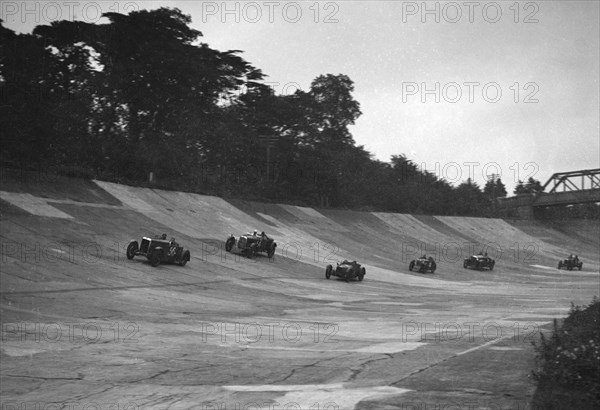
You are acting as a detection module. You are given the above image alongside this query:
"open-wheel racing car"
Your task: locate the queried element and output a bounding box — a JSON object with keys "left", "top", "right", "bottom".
{"left": 463, "top": 253, "right": 495, "bottom": 271}
{"left": 558, "top": 255, "right": 582, "bottom": 271}
{"left": 325, "top": 260, "right": 366, "bottom": 282}
{"left": 409, "top": 256, "right": 437, "bottom": 273}
{"left": 225, "top": 231, "right": 277, "bottom": 259}
{"left": 127, "top": 234, "right": 190, "bottom": 267}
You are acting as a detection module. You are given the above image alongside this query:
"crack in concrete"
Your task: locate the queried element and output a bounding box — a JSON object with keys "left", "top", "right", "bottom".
{"left": 3, "top": 374, "right": 84, "bottom": 381}
{"left": 346, "top": 353, "right": 394, "bottom": 382}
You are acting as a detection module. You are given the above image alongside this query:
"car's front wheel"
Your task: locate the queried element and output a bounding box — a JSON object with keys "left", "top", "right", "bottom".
{"left": 431, "top": 262, "right": 436, "bottom": 273}
{"left": 150, "top": 250, "right": 161, "bottom": 267}
{"left": 358, "top": 267, "right": 366, "bottom": 282}
{"left": 463, "top": 260, "right": 468, "bottom": 269}
{"left": 409, "top": 261, "right": 414, "bottom": 271}
{"left": 225, "top": 237, "right": 235, "bottom": 252}
{"left": 325, "top": 265, "right": 332, "bottom": 279}
{"left": 126, "top": 241, "right": 138, "bottom": 260}
{"left": 179, "top": 250, "right": 190, "bottom": 266}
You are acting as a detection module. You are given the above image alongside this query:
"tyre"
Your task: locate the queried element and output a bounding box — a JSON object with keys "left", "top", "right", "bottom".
{"left": 578, "top": 264, "right": 582, "bottom": 271}
{"left": 225, "top": 237, "right": 235, "bottom": 252}
{"left": 150, "top": 250, "right": 161, "bottom": 267}
{"left": 267, "top": 246, "right": 275, "bottom": 259}
{"left": 325, "top": 265, "right": 332, "bottom": 279}
{"left": 463, "top": 260, "right": 468, "bottom": 269}
{"left": 126, "top": 241, "right": 138, "bottom": 260}
{"left": 179, "top": 250, "right": 190, "bottom": 266}
{"left": 409, "top": 261, "right": 415, "bottom": 271}
{"left": 557, "top": 261, "right": 562, "bottom": 269}
{"left": 489, "top": 262, "right": 494, "bottom": 271}
{"left": 358, "top": 267, "right": 365, "bottom": 282}
{"left": 344, "top": 272, "right": 350, "bottom": 283}
{"left": 431, "top": 262, "right": 436, "bottom": 273}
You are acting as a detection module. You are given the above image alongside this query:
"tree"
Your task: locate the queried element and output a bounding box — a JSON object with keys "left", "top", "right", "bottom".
{"left": 483, "top": 176, "right": 507, "bottom": 199}
{"left": 303, "top": 74, "right": 361, "bottom": 148}
{"left": 454, "top": 178, "right": 486, "bottom": 216}
{"left": 1, "top": 20, "right": 61, "bottom": 165}
{"left": 514, "top": 177, "right": 543, "bottom": 195}
{"left": 483, "top": 175, "right": 508, "bottom": 214}
{"left": 26, "top": 8, "right": 264, "bottom": 181}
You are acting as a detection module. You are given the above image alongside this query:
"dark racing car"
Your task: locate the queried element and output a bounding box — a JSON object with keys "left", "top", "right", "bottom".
{"left": 127, "top": 234, "right": 190, "bottom": 267}
{"left": 325, "top": 260, "right": 366, "bottom": 282}
{"left": 463, "top": 254, "right": 495, "bottom": 271}
{"left": 409, "top": 256, "right": 437, "bottom": 273}
{"left": 558, "top": 255, "right": 583, "bottom": 271}
{"left": 225, "top": 231, "right": 277, "bottom": 259}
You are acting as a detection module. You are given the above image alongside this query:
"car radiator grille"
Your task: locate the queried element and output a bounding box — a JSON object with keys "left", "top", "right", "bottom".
{"left": 140, "top": 239, "right": 150, "bottom": 253}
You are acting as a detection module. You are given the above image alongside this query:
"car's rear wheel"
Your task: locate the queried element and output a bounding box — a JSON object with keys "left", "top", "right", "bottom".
{"left": 325, "top": 265, "right": 332, "bottom": 279}
{"left": 126, "top": 241, "right": 138, "bottom": 260}
{"left": 431, "top": 262, "right": 436, "bottom": 273}
{"left": 578, "top": 264, "right": 582, "bottom": 271}
{"left": 344, "top": 272, "right": 350, "bottom": 283}
{"left": 558, "top": 261, "right": 562, "bottom": 269}
{"left": 179, "top": 250, "right": 190, "bottom": 266}
{"left": 489, "top": 262, "right": 494, "bottom": 271}
{"left": 225, "top": 237, "right": 235, "bottom": 252}
{"left": 267, "top": 246, "right": 275, "bottom": 259}
{"left": 358, "top": 267, "right": 365, "bottom": 281}
{"left": 150, "top": 250, "right": 161, "bottom": 267}
{"left": 409, "top": 261, "right": 414, "bottom": 271}
{"left": 463, "top": 260, "right": 468, "bottom": 269}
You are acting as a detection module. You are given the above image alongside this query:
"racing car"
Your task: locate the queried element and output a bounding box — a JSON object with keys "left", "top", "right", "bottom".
{"left": 127, "top": 234, "right": 190, "bottom": 267}
{"left": 409, "top": 255, "right": 437, "bottom": 273}
{"left": 325, "top": 260, "right": 366, "bottom": 282}
{"left": 225, "top": 231, "right": 277, "bottom": 258}
{"left": 463, "top": 253, "right": 495, "bottom": 271}
{"left": 558, "top": 255, "right": 583, "bottom": 271}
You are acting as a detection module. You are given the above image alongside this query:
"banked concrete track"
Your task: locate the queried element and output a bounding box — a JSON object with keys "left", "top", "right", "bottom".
{"left": 1, "top": 171, "right": 599, "bottom": 409}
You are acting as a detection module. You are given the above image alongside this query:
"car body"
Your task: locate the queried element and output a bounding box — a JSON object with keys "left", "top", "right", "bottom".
{"left": 325, "top": 260, "right": 366, "bottom": 282}
{"left": 409, "top": 256, "right": 437, "bottom": 273}
{"left": 463, "top": 254, "right": 495, "bottom": 271}
{"left": 127, "top": 235, "right": 190, "bottom": 267}
{"left": 558, "top": 256, "right": 582, "bottom": 271}
{"left": 225, "top": 232, "right": 277, "bottom": 258}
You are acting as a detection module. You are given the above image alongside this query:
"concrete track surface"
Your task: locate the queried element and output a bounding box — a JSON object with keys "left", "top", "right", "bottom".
{"left": 1, "top": 172, "right": 599, "bottom": 410}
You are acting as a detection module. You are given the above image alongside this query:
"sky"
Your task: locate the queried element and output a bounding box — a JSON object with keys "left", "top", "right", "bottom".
{"left": 2, "top": 0, "right": 599, "bottom": 193}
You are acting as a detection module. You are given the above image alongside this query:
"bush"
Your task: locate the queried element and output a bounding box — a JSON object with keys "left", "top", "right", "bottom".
{"left": 531, "top": 297, "right": 600, "bottom": 408}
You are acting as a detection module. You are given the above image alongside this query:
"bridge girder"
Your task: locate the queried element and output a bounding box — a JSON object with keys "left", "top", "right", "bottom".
{"left": 542, "top": 168, "right": 600, "bottom": 193}
{"left": 498, "top": 168, "right": 600, "bottom": 216}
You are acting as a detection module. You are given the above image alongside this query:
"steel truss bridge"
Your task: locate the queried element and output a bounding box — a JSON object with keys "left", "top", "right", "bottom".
{"left": 498, "top": 168, "right": 600, "bottom": 218}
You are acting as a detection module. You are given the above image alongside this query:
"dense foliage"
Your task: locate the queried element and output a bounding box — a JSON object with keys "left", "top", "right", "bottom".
{"left": 0, "top": 9, "right": 548, "bottom": 216}
{"left": 531, "top": 298, "right": 600, "bottom": 409}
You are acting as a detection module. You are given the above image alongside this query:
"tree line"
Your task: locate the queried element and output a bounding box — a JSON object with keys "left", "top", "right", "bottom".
{"left": 3, "top": 8, "right": 592, "bottom": 218}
